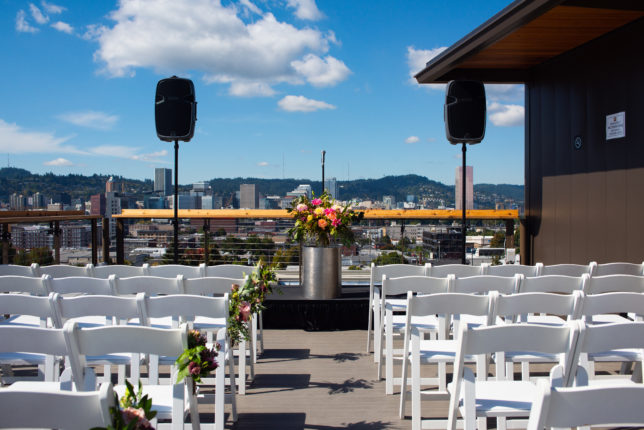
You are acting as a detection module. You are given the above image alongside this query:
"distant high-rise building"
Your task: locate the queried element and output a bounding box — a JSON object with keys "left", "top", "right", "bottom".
{"left": 383, "top": 195, "right": 396, "bottom": 209}
{"left": 455, "top": 166, "right": 474, "bottom": 210}
{"left": 287, "top": 184, "right": 312, "bottom": 199}
{"left": 90, "top": 194, "right": 106, "bottom": 217}
{"left": 154, "top": 168, "right": 172, "bottom": 196}
{"left": 324, "top": 177, "right": 338, "bottom": 200}
{"left": 32, "top": 192, "right": 45, "bottom": 209}
{"left": 240, "top": 184, "right": 258, "bottom": 209}
{"left": 106, "top": 176, "right": 115, "bottom": 193}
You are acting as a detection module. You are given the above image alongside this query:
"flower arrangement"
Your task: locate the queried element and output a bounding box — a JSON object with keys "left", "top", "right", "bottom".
{"left": 175, "top": 329, "right": 219, "bottom": 385}
{"left": 228, "top": 260, "right": 277, "bottom": 345}
{"left": 287, "top": 191, "right": 363, "bottom": 247}
{"left": 92, "top": 380, "right": 155, "bottom": 430}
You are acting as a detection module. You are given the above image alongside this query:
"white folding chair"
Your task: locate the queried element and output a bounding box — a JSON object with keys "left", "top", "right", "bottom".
{"left": 44, "top": 275, "right": 115, "bottom": 296}
{"left": 377, "top": 274, "right": 450, "bottom": 394}
{"left": 483, "top": 263, "right": 542, "bottom": 277}
{"left": 147, "top": 264, "right": 204, "bottom": 279}
{"left": 64, "top": 322, "right": 201, "bottom": 430}
{"left": 92, "top": 264, "right": 149, "bottom": 278}
{"left": 111, "top": 274, "right": 184, "bottom": 296}
{"left": 517, "top": 274, "right": 587, "bottom": 326}
{"left": 0, "top": 263, "right": 39, "bottom": 277}
{"left": 527, "top": 380, "right": 644, "bottom": 430}
{"left": 0, "top": 274, "right": 48, "bottom": 295}
{"left": 495, "top": 291, "right": 583, "bottom": 381}
{"left": 50, "top": 292, "right": 144, "bottom": 385}
{"left": 590, "top": 261, "right": 644, "bottom": 277}
{"left": 184, "top": 276, "right": 252, "bottom": 395}
{"left": 0, "top": 325, "right": 67, "bottom": 384}
{"left": 39, "top": 264, "right": 92, "bottom": 278}
{"left": 539, "top": 263, "right": 593, "bottom": 277}
{"left": 446, "top": 323, "right": 580, "bottom": 430}
{"left": 582, "top": 274, "right": 644, "bottom": 326}
{"left": 137, "top": 293, "right": 238, "bottom": 426}
{"left": 367, "top": 263, "right": 429, "bottom": 356}
{"left": 0, "top": 381, "right": 114, "bottom": 429}
{"left": 399, "top": 292, "right": 497, "bottom": 429}
{"left": 427, "top": 263, "right": 484, "bottom": 278}
{"left": 0, "top": 292, "right": 57, "bottom": 328}
{"left": 572, "top": 321, "right": 644, "bottom": 385}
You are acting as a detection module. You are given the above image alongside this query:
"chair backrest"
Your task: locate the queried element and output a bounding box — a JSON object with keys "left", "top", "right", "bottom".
{"left": 0, "top": 264, "right": 38, "bottom": 277}
{"left": 39, "top": 264, "right": 91, "bottom": 278}
{"left": 495, "top": 291, "right": 583, "bottom": 323}
{"left": 51, "top": 292, "right": 143, "bottom": 326}
{"left": 519, "top": 274, "right": 587, "bottom": 294}
{"left": 203, "top": 263, "right": 253, "bottom": 279}
{"left": 591, "top": 261, "right": 644, "bottom": 277}
{"left": 0, "top": 381, "right": 114, "bottom": 429}
{"left": 138, "top": 293, "right": 229, "bottom": 328}
{"left": 44, "top": 275, "right": 114, "bottom": 295}
{"left": 0, "top": 325, "right": 67, "bottom": 356}
{"left": 484, "top": 263, "right": 542, "bottom": 277}
{"left": 370, "top": 263, "right": 429, "bottom": 286}
{"left": 451, "top": 274, "right": 520, "bottom": 295}
{"left": 528, "top": 380, "right": 644, "bottom": 430}
{"left": 0, "top": 275, "right": 48, "bottom": 295}
{"left": 0, "top": 293, "right": 60, "bottom": 328}
{"left": 183, "top": 276, "right": 243, "bottom": 296}
{"left": 584, "top": 274, "right": 644, "bottom": 294}
{"left": 111, "top": 275, "right": 184, "bottom": 295}
{"left": 381, "top": 275, "right": 450, "bottom": 298}
{"left": 64, "top": 321, "right": 189, "bottom": 391}
{"left": 578, "top": 292, "right": 644, "bottom": 321}
{"left": 574, "top": 321, "right": 644, "bottom": 358}
{"left": 147, "top": 264, "right": 203, "bottom": 279}
{"left": 92, "top": 264, "right": 148, "bottom": 279}
{"left": 540, "top": 263, "right": 593, "bottom": 277}
{"left": 428, "top": 263, "right": 483, "bottom": 278}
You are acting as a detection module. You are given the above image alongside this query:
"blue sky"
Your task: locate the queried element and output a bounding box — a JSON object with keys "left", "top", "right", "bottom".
{"left": 0, "top": 0, "right": 524, "bottom": 186}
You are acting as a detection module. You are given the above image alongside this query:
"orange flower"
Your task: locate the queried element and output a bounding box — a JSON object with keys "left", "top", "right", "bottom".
{"left": 318, "top": 218, "right": 328, "bottom": 229}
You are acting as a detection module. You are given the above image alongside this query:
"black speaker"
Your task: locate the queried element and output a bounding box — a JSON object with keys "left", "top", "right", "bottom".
{"left": 155, "top": 76, "right": 197, "bottom": 142}
{"left": 444, "top": 80, "right": 486, "bottom": 144}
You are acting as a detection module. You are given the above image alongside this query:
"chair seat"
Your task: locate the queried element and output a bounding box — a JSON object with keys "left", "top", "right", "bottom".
{"left": 391, "top": 314, "right": 439, "bottom": 332}
{"left": 525, "top": 315, "right": 566, "bottom": 326}
{"left": 86, "top": 353, "right": 134, "bottom": 366}
{"left": 114, "top": 384, "right": 189, "bottom": 420}
{"left": 504, "top": 351, "right": 559, "bottom": 363}
{"left": 587, "top": 314, "right": 632, "bottom": 325}
{"left": 457, "top": 380, "right": 537, "bottom": 417}
{"left": 192, "top": 316, "right": 227, "bottom": 329}
{"left": 415, "top": 340, "right": 475, "bottom": 363}
{"left": 0, "top": 315, "right": 43, "bottom": 328}
{"left": 590, "top": 348, "right": 641, "bottom": 362}
{"left": 0, "top": 352, "right": 48, "bottom": 365}
{"left": 386, "top": 298, "right": 407, "bottom": 312}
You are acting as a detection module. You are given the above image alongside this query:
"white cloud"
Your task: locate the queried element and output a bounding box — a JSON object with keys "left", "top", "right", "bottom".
{"left": 29, "top": 4, "right": 49, "bottom": 24}
{"left": 488, "top": 102, "right": 524, "bottom": 127}
{"left": 0, "top": 119, "right": 81, "bottom": 154}
{"left": 257, "top": 161, "right": 269, "bottom": 166}
{"left": 90, "top": 146, "right": 168, "bottom": 163}
{"left": 90, "top": 0, "right": 347, "bottom": 95}
{"left": 16, "top": 10, "right": 38, "bottom": 33}
{"left": 41, "top": 1, "right": 65, "bottom": 14}
{"left": 291, "top": 54, "right": 350, "bottom": 87}
{"left": 406, "top": 46, "right": 447, "bottom": 88}
{"left": 44, "top": 157, "right": 74, "bottom": 166}
{"left": 57, "top": 111, "right": 118, "bottom": 130}
{"left": 51, "top": 21, "right": 73, "bottom": 34}
{"left": 229, "top": 81, "right": 277, "bottom": 97}
{"left": 278, "top": 95, "right": 335, "bottom": 112}
{"left": 286, "top": 0, "right": 323, "bottom": 20}
{"left": 130, "top": 149, "right": 168, "bottom": 162}
{"left": 485, "top": 84, "right": 524, "bottom": 102}
{"left": 239, "top": 0, "right": 262, "bottom": 16}
{"left": 405, "top": 136, "right": 419, "bottom": 144}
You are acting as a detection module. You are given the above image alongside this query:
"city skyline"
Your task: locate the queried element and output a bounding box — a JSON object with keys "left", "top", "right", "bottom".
{"left": 0, "top": 0, "right": 523, "bottom": 186}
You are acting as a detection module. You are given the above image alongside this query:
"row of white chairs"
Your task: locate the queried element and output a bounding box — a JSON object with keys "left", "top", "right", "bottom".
{"left": 0, "top": 320, "right": 230, "bottom": 430}
{"left": 366, "top": 261, "right": 644, "bottom": 354}
{"left": 0, "top": 276, "right": 256, "bottom": 394}
{"left": 0, "top": 262, "right": 254, "bottom": 279}
{"left": 401, "top": 312, "right": 644, "bottom": 429}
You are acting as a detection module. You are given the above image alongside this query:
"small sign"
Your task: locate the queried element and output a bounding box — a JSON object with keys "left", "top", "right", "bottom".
{"left": 606, "top": 112, "right": 625, "bottom": 140}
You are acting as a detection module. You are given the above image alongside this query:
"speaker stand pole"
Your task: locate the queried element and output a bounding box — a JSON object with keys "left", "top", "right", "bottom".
{"left": 174, "top": 139, "right": 179, "bottom": 264}
{"left": 461, "top": 142, "right": 467, "bottom": 265}
{"left": 321, "top": 150, "right": 326, "bottom": 195}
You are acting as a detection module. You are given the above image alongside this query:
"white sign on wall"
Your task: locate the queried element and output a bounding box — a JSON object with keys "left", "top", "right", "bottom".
{"left": 606, "top": 112, "right": 625, "bottom": 140}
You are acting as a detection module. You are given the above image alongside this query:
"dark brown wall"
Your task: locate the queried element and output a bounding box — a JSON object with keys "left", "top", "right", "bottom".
{"left": 524, "top": 18, "right": 644, "bottom": 265}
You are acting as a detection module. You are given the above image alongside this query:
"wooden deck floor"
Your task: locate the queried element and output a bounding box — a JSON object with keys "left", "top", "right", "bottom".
{"left": 224, "top": 329, "right": 427, "bottom": 430}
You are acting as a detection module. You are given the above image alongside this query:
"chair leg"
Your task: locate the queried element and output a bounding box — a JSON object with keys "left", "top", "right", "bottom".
{"left": 237, "top": 341, "right": 246, "bottom": 395}
{"left": 258, "top": 311, "right": 264, "bottom": 355}
{"left": 367, "top": 289, "right": 373, "bottom": 353}
{"left": 411, "top": 351, "right": 421, "bottom": 430}
{"left": 373, "top": 305, "right": 381, "bottom": 364}
{"left": 385, "top": 323, "right": 394, "bottom": 394}
{"left": 226, "top": 341, "right": 238, "bottom": 422}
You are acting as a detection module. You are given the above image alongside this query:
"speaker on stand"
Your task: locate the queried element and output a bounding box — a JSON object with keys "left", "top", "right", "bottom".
{"left": 444, "top": 80, "right": 486, "bottom": 264}
{"left": 155, "top": 76, "right": 197, "bottom": 263}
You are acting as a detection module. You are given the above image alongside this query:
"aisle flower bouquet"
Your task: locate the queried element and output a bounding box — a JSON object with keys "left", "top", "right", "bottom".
{"left": 287, "top": 191, "right": 363, "bottom": 247}
{"left": 93, "top": 380, "right": 156, "bottom": 430}
{"left": 176, "top": 329, "right": 219, "bottom": 385}
{"left": 228, "top": 260, "right": 277, "bottom": 345}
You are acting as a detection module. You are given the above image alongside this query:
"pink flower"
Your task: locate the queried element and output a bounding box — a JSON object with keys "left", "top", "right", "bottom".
{"left": 311, "top": 198, "right": 322, "bottom": 206}
{"left": 122, "top": 407, "right": 151, "bottom": 429}
{"left": 188, "top": 361, "right": 201, "bottom": 376}
{"left": 296, "top": 203, "right": 308, "bottom": 212}
{"left": 318, "top": 219, "right": 328, "bottom": 229}
{"left": 239, "top": 301, "right": 251, "bottom": 322}
{"left": 332, "top": 218, "right": 341, "bottom": 227}
{"left": 324, "top": 208, "right": 335, "bottom": 216}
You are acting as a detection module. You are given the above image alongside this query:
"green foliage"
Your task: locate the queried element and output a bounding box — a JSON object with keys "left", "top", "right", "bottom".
{"left": 12, "top": 247, "right": 53, "bottom": 266}
{"left": 490, "top": 231, "right": 506, "bottom": 248}
{"left": 372, "top": 252, "right": 406, "bottom": 265}
{"left": 176, "top": 330, "right": 219, "bottom": 384}
{"left": 92, "top": 380, "right": 156, "bottom": 430}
